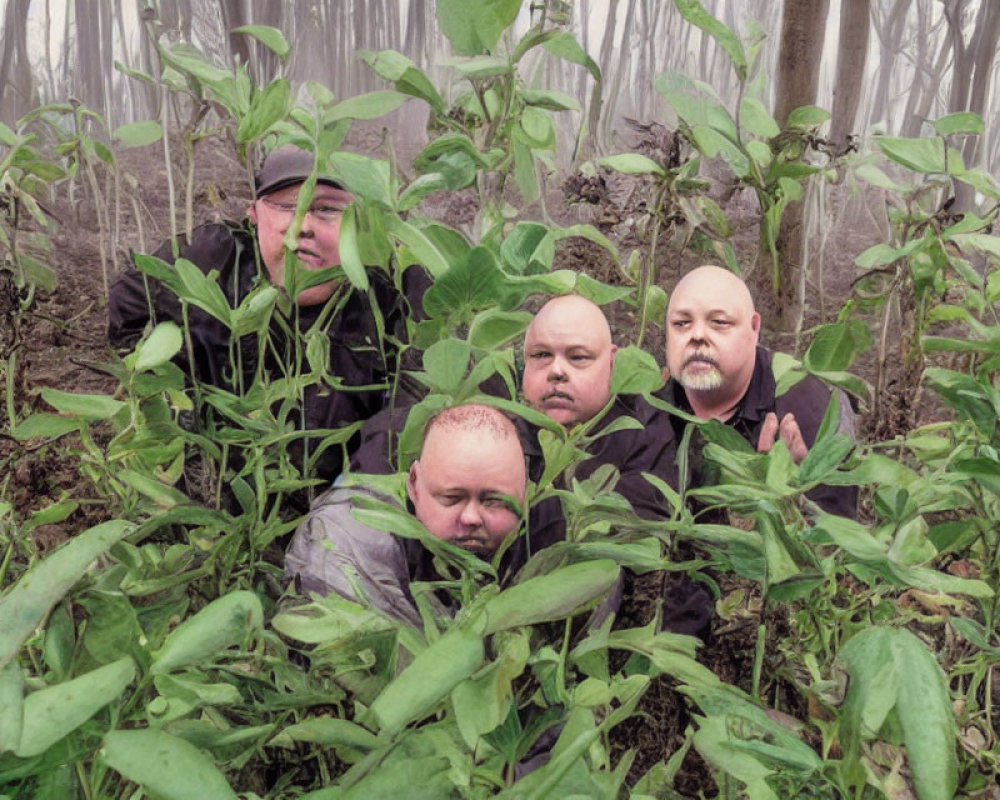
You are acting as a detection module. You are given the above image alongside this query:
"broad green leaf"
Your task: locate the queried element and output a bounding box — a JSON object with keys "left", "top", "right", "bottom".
{"left": 41, "top": 387, "right": 125, "bottom": 421}
{"left": 390, "top": 218, "right": 451, "bottom": 278}
{"left": 236, "top": 78, "right": 290, "bottom": 143}
{"left": 812, "top": 514, "right": 886, "bottom": 563}
{"left": 327, "top": 90, "right": 409, "bottom": 122}
{"left": 421, "top": 338, "right": 471, "bottom": 395}
{"left": 598, "top": 153, "right": 665, "bottom": 176}
{"left": 468, "top": 309, "right": 532, "bottom": 350}
{"left": 739, "top": 97, "right": 779, "bottom": 139}
{"left": 521, "top": 89, "right": 580, "bottom": 112}
{"left": 673, "top": 0, "right": 747, "bottom": 79}
{"left": 11, "top": 413, "right": 80, "bottom": 441}
{"left": 854, "top": 161, "right": 907, "bottom": 192}
{"left": 0, "top": 662, "right": 24, "bottom": 754}
{"left": 839, "top": 628, "right": 957, "bottom": 800}
{"left": 17, "top": 658, "right": 135, "bottom": 757}
{"left": 876, "top": 136, "right": 946, "bottom": 174}
{"left": 368, "top": 624, "right": 484, "bottom": 734}
{"left": 436, "top": 0, "right": 521, "bottom": 56}
{"left": 449, "top": 55, "right": 511, "bottom": 79}
{"left": 336, "top": 204, "right": 370, "bottom": 291}
{"left": 542, "top": 32, "right": 601, "bottom": 81}
{"left": 117, "top": 469, "right": 190, "bottom": 509}
{"left": 269, "top": 716, "right": 380, "bottom": 750}
{"left": 328, "top": 152, "right": 393, "bottom": 206}
{"left": 0, "top": 520, "right": 134, "bottom": 668}
{"left": 102, "top": 728, "right": 238, "bottom": 800}
{"left": 0, "top": 121, "right": 17, "bottom": 146}
{"left": 799, "top": 434, "right": 854, "bottom": 486}
{"left": 786, "top": 105, "right": 830, "bottom": 129}
{"left": 25, "top": 501, "right": 78, "bottom": 532}
{"left": 933, "top": 112, "right": 983, "bottom": 137}
{"left": 113, "top": 120, "right": 163, "bottom": 148}
{"left": 804, "top": 320, "right": 871, "bottom": 372}
{"left": 151, "top": 591, "right": 263, "bottom": 675}
{"left": 133, "top": 322, "right": 183, "bottom": 372}
{"left": 422, "top": 245, "right": 508, "bottom": 317}
{"left": 611, "top": 346, "right": 664, "bottom": 395}
{"left": 232, "top": 25, "right": 290, "bottom": 59}
{"left": 172, "top": 258, "right": 233, "bottom": 325}
{"left": 482, "top": 560, "right": 620, "bottom": 634}
{"left": 691, "top": 125, "right": 750, "bottom": 177}
{"left": 358, "top": 50, "right": 445, "bottom": 112}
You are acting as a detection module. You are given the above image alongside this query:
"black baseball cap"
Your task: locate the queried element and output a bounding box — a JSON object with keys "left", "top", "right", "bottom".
{"left": 254, "top": 146, "right": 343, "bottom": 197}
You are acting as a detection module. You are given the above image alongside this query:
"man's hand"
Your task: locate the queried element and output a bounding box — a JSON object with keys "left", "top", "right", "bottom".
{"left": 757, "top": 412, "right": 808, "bottom": 464}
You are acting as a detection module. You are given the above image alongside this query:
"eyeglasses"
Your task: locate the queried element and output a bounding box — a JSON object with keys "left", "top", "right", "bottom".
{"left": 259, "top": 197, "right": 347, "bottom": 224}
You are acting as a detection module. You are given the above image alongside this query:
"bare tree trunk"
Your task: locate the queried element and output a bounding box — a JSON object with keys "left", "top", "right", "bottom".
{"left": 767, "top": 0, "right": 831, "bottom": 337}
{"left": 829, "top": 0, "right": 870, "bottom": 152}
{"left": 869, "top": 0, "right": 913, "bottom": 131}
{"left": 220, "top": 0, "right": 252, "bottom": 68}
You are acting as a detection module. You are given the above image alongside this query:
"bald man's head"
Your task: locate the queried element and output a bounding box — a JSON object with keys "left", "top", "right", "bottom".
{"left": 522, "top": 295, "right": 617, "bottom": 426}
{"left": 407, "top": 404, "right": 526, "bottom": 558}
{"left": 666, "top": 266, "right": 761, "bottom": 418}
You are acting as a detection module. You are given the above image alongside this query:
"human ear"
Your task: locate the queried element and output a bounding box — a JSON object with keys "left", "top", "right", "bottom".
{"left": 406, "top": 462, "right": 420, "bottom": 505}
{"left": 246, "top": 202, "right": 258, "bottom": 225}
{"left": 750, "top": 312, "right": 762, "bottom": 343}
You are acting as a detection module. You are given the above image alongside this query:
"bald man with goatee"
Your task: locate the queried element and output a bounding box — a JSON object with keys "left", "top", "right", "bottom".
{"left": 660, "top": 265, "right": 857, "bottom": 518}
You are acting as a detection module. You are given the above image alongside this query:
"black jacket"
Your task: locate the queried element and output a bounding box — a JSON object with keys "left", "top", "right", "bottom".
{"left": 108, "top": 221, "right": 429, "bottom": 482}
{"left": 659, "top": 345, "right": 858, "bottom": 518}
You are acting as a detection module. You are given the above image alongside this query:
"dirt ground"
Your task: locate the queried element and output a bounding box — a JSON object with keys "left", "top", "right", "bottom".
{"left": 1, "top": 121, "right": 897, "bottom": 791}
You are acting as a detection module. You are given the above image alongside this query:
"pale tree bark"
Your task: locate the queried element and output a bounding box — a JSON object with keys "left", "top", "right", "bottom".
{"left": 829, "top": 0, "right": 870, "bottom": 152}
{"left": 767, "top": 0, "right": 830, "bottom": 337}
{"left": 0, "top": 0, "right": 33, "bottom": 125}
{"left": 941, "top": 0, "right": 1000, "bottom": 209}
{"left": 869, "top": 0, "right": 913, "bottom": 132}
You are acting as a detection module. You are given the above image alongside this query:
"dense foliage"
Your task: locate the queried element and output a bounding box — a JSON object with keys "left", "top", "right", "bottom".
{"left": 3, "top": 2, "right": 1000, "bottom": 798}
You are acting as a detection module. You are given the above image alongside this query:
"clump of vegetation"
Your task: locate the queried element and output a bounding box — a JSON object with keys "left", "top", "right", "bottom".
{"left": 3, "top": 1, "right": 1000, "bottom": 799}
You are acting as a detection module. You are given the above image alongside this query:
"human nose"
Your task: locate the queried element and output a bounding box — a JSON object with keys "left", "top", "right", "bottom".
{"left": 548, "top": 354, "right": 568, "bottom": 381}
{"left": 297, "top": 209, "right": 317, "bottom": 237}
{"left": 689, "top": 319, "right": 708, "bottom": 342}
{"left": 458, "top": 500, "right": 483, "bottom": 528}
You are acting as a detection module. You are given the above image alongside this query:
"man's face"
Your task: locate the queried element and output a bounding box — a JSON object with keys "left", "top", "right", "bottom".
{"left": 407, "top": 427, "right": 526, "bottom": 558}
{"left": 246, "top": 182, "right": 353, "bottom": 306}
{"left": 665, "top": 267, "right": 760, "bottom": 401}
{"left": 522, "top": 297, "right": 617, "bottom": 426}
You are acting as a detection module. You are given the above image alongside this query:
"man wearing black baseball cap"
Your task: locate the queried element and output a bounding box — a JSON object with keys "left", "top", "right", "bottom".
{"left": 108, "top": 145, "right": 429, "bottom": 488}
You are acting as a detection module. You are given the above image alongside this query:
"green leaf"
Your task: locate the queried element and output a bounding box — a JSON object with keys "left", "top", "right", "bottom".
{"left": 151, "top": 591, "right": 264, "bottom": 675}
{"left": 739, "top": 97, "right": 779, "bottom": 139}
{"left": 482, "top": 560, "right": 620, "bottom": 634}
{"left": 876, "top": 136, "right": 946, "bottom": 174}
{"left": 328, "top": 152, "right": 393, "bottom": 206}
{"left": 423, "top": 245, "right": 508, "bottom": 318}
{"left": 436, "top": 0, "right": 521, "bottom": 56}
{"left": 542, "top": 32, "right": 601, "bottom": 81}
{"left": 0, "top": 661, "right": 24, "bottom": 754}
{"left": 785, "top": 105, "right": 830, "bottom": 129}
{"left": 598, "top": 153, "right": 665, "bottom": 176}
{"left": 421, "top": 338, "right": 471, "bottom": 395}
{"left": 611, "top": 346, "right": 664, "bottom": 394}
{"left": 673, "top": 0, "right": 747, "bottom": 79}
{"left": 41, "top": 387, "right": 125, "bottom": 421}
{"left": 358, "top": 50, "right": 445, "bottom": 113}
{"left": 17, "top": 658, "right": 136, "bottom": 757}
{"left": 368, "top": 625, "right": 484, "bottom": 735}
{"left": 11, "top": 413, "right": 80, "bottom": 441}
{"left": 269, "top": 716, "right": 380, "bottom": 750}
{"left": 336, "top": 204, "right": 370, "bottom": 291}
{"left": 0, "top": 520, "right": 134, "bottom": 668}
{"left": 327, "top": 90, "right": 409, "bottom": 122}
{"left": 390, "top": 218, "right": 452, "bottom": 278}
{"left": 236, "top": 78, "right": 290, "bottom": 143}
{"left": 0, "top": 122, "right": 18, "bottom": 146}
{"left": 113, "top": 120, "right": 163, "bottom": 148}
{"left": 133, "top": 322, "right": 183, "bottom": 372}
{"left": 521, "top": 89, "right": 580, "bottom": 112}
{"left": 232, "top": 25, "right": 290, "bottom": 59}
{"left": 839, "top": 628, "right": 957, "bottom": 800}
{"left": 933, "top": 112, "right": 983, "bottom": 137}
{"left": 117, "top": 469, "right": 190, "bottom": 509}
{"left": 803, "top": 321, "right": 871, "bottom": 372}
{"left": 102, "top": 728, "right": 238, "bottom": 800}
{"left": 468, "top": 309, "right": 532, "bottom": 350}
